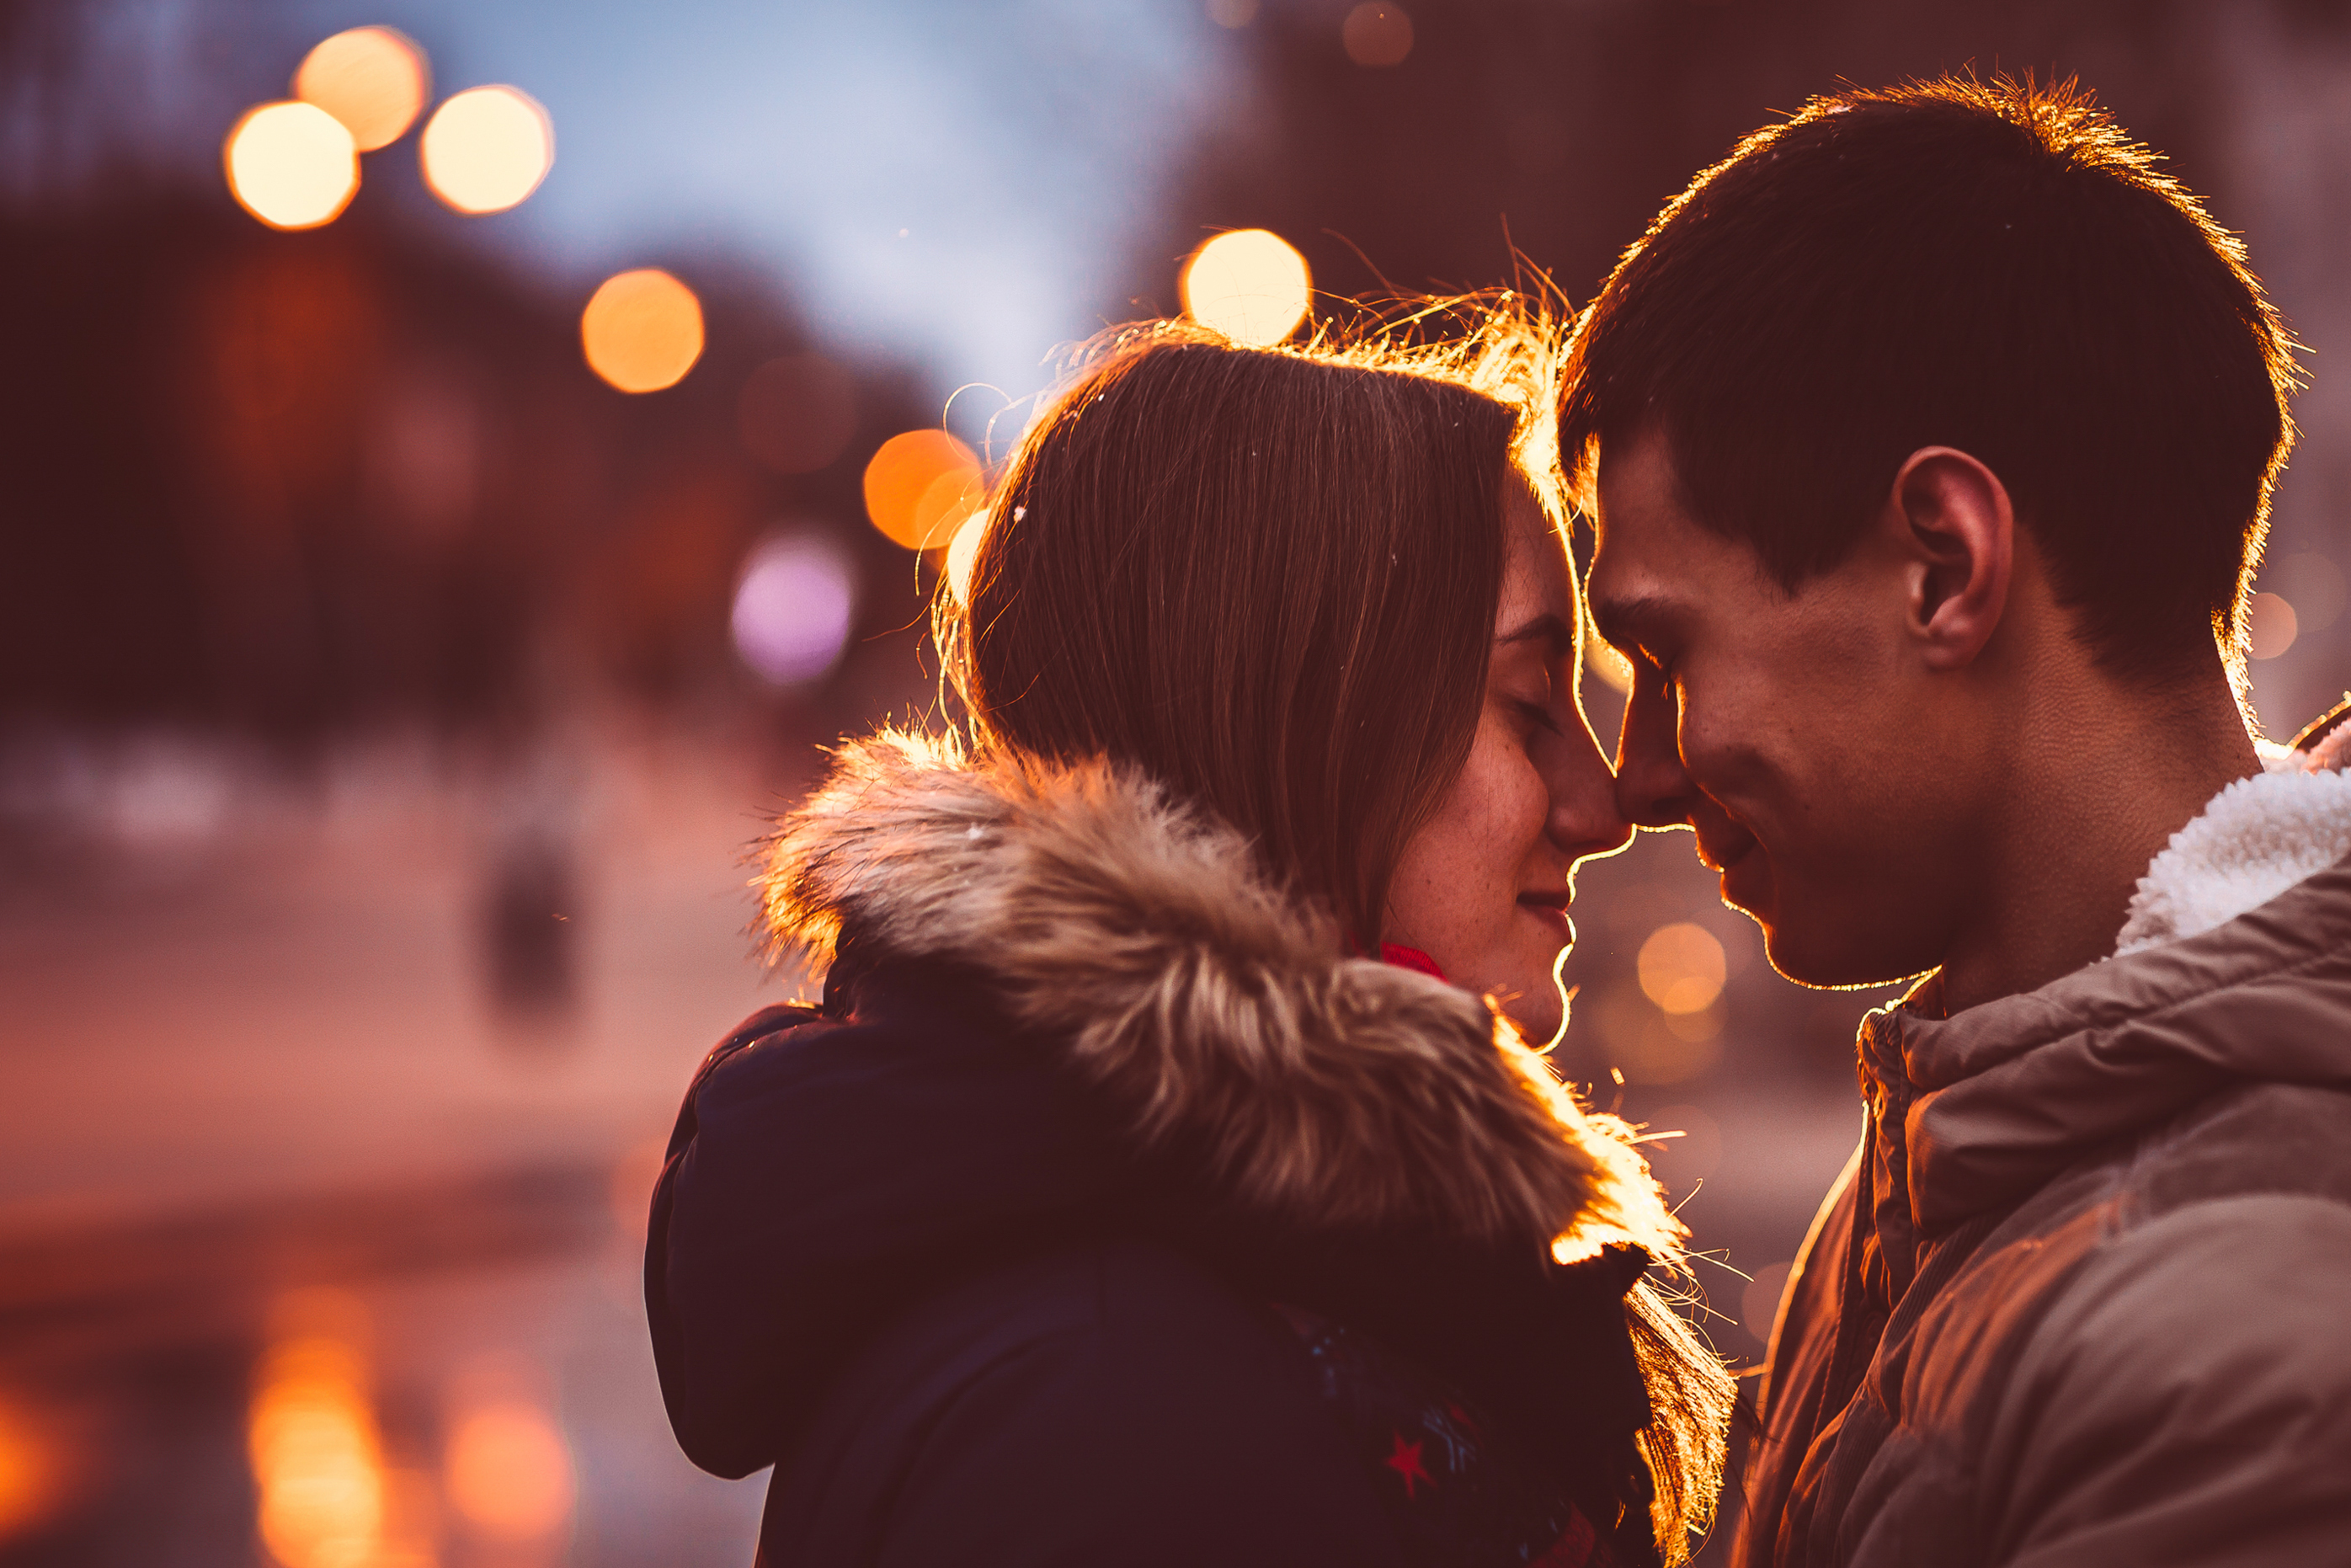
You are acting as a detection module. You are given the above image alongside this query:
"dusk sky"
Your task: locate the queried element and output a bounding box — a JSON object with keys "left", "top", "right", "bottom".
{"left": 45, "top": 0, "right": 1249, "bottom": 404}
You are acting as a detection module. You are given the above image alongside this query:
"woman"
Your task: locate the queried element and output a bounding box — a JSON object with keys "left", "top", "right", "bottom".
{"left": 646, "top": 312, "right": 1733, "bottom": 1566}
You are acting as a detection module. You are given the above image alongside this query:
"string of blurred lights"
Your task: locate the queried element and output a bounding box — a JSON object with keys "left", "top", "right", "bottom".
{"left": 225, "top": 29, "right": 551, "bottom": 230}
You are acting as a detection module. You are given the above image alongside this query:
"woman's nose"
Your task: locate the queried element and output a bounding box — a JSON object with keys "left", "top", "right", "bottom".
{"left": 1550, "top": 707, "right": 1634, "bottom": 861}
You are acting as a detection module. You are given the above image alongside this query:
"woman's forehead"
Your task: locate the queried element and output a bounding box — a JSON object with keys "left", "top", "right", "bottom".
{"left": 1499, "top": 480, "right": 1575, "bottom": 629}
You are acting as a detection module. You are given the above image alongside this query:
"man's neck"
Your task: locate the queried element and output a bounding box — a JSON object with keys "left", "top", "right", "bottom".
{"left": 1935, "top": 669, "right": 2259, "bottom": 1016}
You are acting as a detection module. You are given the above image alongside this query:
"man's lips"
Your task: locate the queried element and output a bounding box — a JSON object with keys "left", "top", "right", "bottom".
{"left": 1695, "top": 827, "right": 1758, "bottom": 875}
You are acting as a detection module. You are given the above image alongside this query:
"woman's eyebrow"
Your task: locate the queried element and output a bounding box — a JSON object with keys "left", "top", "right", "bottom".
{"left": 1495, "top": 611, "right": 1574, "bottom": 658}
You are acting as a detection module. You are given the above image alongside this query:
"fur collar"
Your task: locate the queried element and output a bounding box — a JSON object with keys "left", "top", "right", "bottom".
{"left": 2115, "top": 716, "right": 2351, "bottom": 956}
{"left": 759, "top": 731, "right": 1678, "bottom": 1262}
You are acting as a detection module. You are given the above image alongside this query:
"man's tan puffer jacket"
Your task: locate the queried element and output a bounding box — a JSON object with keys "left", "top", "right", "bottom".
{"left": 1738, "top": 719, "right": 2351, "bottom": 1568}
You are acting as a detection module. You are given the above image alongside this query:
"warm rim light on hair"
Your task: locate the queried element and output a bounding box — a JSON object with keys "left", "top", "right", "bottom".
{"left": 944, "top": 509, "right": 989, "bottom": 607}
{"left": 581, "top": 269, "right": 704, "bottom": 392}
{"left": 1180, "top": 229, "right": 1311, "bottom": 347}
{"left": 2247, "top": 590, "right": 2299, "bottom": 659}
{"left": 419, "top": 85, "right": 553, "bottom": 214}
{"left": 863, "top": 430, "right": 982, "bottom": 551}
{"left": 224, "top": 101, "right": 359, "bottom": 230}
{"left": 293, "top": 27, "right": 429, "bottom": 151}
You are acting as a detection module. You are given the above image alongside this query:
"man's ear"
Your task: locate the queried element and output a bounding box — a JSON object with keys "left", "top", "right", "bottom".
{"left": 1888, "top": 445, "right": 2012, "bottom": 672}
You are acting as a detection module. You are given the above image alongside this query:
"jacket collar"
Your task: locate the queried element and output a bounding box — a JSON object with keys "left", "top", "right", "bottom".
{"left": 1860, "top": 726, "right": 2351, "bottom": 1242}
{"left": 759, "top": 730, "right": 1680, "bottom": 1264}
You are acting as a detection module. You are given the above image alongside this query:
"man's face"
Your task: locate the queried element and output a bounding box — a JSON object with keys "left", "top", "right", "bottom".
{"left": 1586, "top": 430, "right": 1987, "bottom": 988}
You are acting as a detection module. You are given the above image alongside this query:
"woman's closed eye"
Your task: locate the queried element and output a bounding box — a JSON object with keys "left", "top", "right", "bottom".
{"left": 1514, "top": 697, "right": 1565, "bottom": 735}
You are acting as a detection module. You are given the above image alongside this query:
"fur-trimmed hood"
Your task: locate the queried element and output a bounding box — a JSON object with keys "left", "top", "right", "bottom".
{"left": 759, "top": 730, "right": 1679, "bottom": 1264}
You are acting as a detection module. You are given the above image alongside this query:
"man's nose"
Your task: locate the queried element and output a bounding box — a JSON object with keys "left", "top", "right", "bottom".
{"left": 1613, "top": 671, "right": 1698, "bottom": 829}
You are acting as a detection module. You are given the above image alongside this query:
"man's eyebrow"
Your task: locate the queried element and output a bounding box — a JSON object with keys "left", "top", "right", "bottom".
{"left": 1496, "top": 611, "right": 1574, "bottom": 658}
{"left": 1586, "top": 592, "right": 1671, "bottom": 650}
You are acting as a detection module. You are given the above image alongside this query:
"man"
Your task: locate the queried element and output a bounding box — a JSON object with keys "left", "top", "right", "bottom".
{"left": 1562, "top": 76, "right": 2351, "bottom": 1567}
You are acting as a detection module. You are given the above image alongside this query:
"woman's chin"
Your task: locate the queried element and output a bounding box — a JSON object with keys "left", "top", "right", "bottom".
{"left": 1500, "top": 988, "right": 1566, "bottom": 1043}
{"left": 1496, "top": 943, "right": 1573, "bottom": 1038}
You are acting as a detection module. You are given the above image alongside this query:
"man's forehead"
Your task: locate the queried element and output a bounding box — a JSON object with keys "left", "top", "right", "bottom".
{"left": 1591, "top": 427, "right": 1682, "bottom": 550}
{"left": 1587, "top": 435, "right": 1712, "bottom": 643}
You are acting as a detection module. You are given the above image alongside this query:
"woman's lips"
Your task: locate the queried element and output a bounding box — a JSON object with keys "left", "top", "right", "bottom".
{"left": 1517, "top": 890, "right": 1573, "bottom": 936}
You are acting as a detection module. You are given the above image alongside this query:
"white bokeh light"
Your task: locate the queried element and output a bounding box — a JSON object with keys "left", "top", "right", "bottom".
{"left": 730, "top": 533, "right": 856, "bottom": 687}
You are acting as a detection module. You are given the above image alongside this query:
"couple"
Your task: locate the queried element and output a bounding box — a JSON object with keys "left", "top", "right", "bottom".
{"left": 645, "top": 77, "right": 2351, "bottom": 1568}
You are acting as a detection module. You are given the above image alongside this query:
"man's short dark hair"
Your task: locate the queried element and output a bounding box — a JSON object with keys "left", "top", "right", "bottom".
{"left": 1559, "top": 75, "right": 2300, "bottom": 680}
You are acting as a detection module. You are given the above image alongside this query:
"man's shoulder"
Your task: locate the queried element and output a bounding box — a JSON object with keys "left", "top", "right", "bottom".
{"left": 1890, "top": 1085, "right": 2351, "bottom": 1426}
{"left": 2120, "top": 1076, "right": 2351, "bottom": 1216}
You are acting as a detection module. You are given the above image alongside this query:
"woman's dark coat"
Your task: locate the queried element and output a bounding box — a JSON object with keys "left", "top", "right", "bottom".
{"left": 647, "top": 733, "right": 1693, "bottom": 1567}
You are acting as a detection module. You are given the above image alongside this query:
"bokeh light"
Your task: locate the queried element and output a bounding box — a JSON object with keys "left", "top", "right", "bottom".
{"left": 445, "top": 1400, "right": 573, "bottom": 1543}
{"left": 2248, "top": 590, "right": 2298, "bottom": 660}
{"left": 293, "top": 27, "right": 429, "bottom": 151}
{"left": 0, "top": 1395, "right": 68, "bottom": 1544}
{"left": 914, "top": 467, "right": 987, "bottom": 552}
{"left": 1638, "top": 922, "right": 1727, "bottom": 1015}
{"left": 224, "top": 102, "right": 360, "bottom": 231}
{"left": 863, "top": 430, "right": 982, "bottom": 550}
{"left": 1207, "top": 0, "right": 1260, "bottom": 25}
{"left": 1590, "top": 981, "right": 1721, "bottom": 1085}
{"left": 1343, "top": 3, "right": 1415, "bottom": 67}
{"left": 419, "top": 86, "right": 552, "bottom": 214}
{"left": 2271, "top": 552, "right": 2344, "bottom": 633}
{"left": 1742, "top": 1261, "right": 1793, "bottom": 1344}
{"left": 581, "top": 269, "right": 704, "bottom": 393}
{"left": 248, "top": 1294, "right": 384, "bottom": 1568}
{"left": 1181, "top": 229, "right": 1311, "bottom": 346}
{"left": 738, "top": 354, "right": 857, "bottom": 473}
{"left": 730, "top": 533, "right": 857, "bottom": 686}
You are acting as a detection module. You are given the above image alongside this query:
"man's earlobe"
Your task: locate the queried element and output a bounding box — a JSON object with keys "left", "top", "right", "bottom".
{"left": 1892, "top": 446, "right": 2013, "bottom": 672}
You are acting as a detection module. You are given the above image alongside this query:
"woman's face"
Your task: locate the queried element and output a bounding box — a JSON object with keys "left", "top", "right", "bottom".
{"left": 1383, "top": 481, "right": 1632, "bottom": 1038}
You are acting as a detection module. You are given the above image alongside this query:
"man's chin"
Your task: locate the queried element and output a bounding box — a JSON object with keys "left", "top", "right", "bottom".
{"left": 1758, "top": 911, "right": 1933, "bottom": 992}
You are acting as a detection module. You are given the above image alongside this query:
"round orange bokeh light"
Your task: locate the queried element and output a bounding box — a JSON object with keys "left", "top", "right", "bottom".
{"left": 420, "top": 86, "right": 552, "bottom": 215}
{"left": 581, "top": 269, "right": 704, "bottom": 393}
{"left": 294, "top": 27, "right": 429, "bottom": 151}
{"left": 863, "top": 431, "right": 982, "bottom": 551}
{"left": 1180, "top": 228, "right": 1311, "bottom": 347}
{"left": 224, "top": 101, "right": 359, "bottom": 230}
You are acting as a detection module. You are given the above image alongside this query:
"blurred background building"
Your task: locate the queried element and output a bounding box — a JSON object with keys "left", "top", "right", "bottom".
{"left": 0, "top": 0, "right": 2344, "bottom": 1562}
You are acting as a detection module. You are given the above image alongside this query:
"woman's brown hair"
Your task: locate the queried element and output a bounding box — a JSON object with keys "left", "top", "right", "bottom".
{"left": 944, "top": 313, "right": 1545, "bottom": 947}
{"left": 936, "top": 307, "right": 1730, "bottom": 1561}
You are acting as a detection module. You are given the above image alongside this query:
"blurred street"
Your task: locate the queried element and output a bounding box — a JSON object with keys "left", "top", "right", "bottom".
{"left": 0, "top": 721, "right": 813, "bottom": 1562}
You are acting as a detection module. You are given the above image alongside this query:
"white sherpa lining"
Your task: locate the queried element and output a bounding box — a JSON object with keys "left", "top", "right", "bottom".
{"left": 2114, "top": 722, "right": 2351, "bottom": 957}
